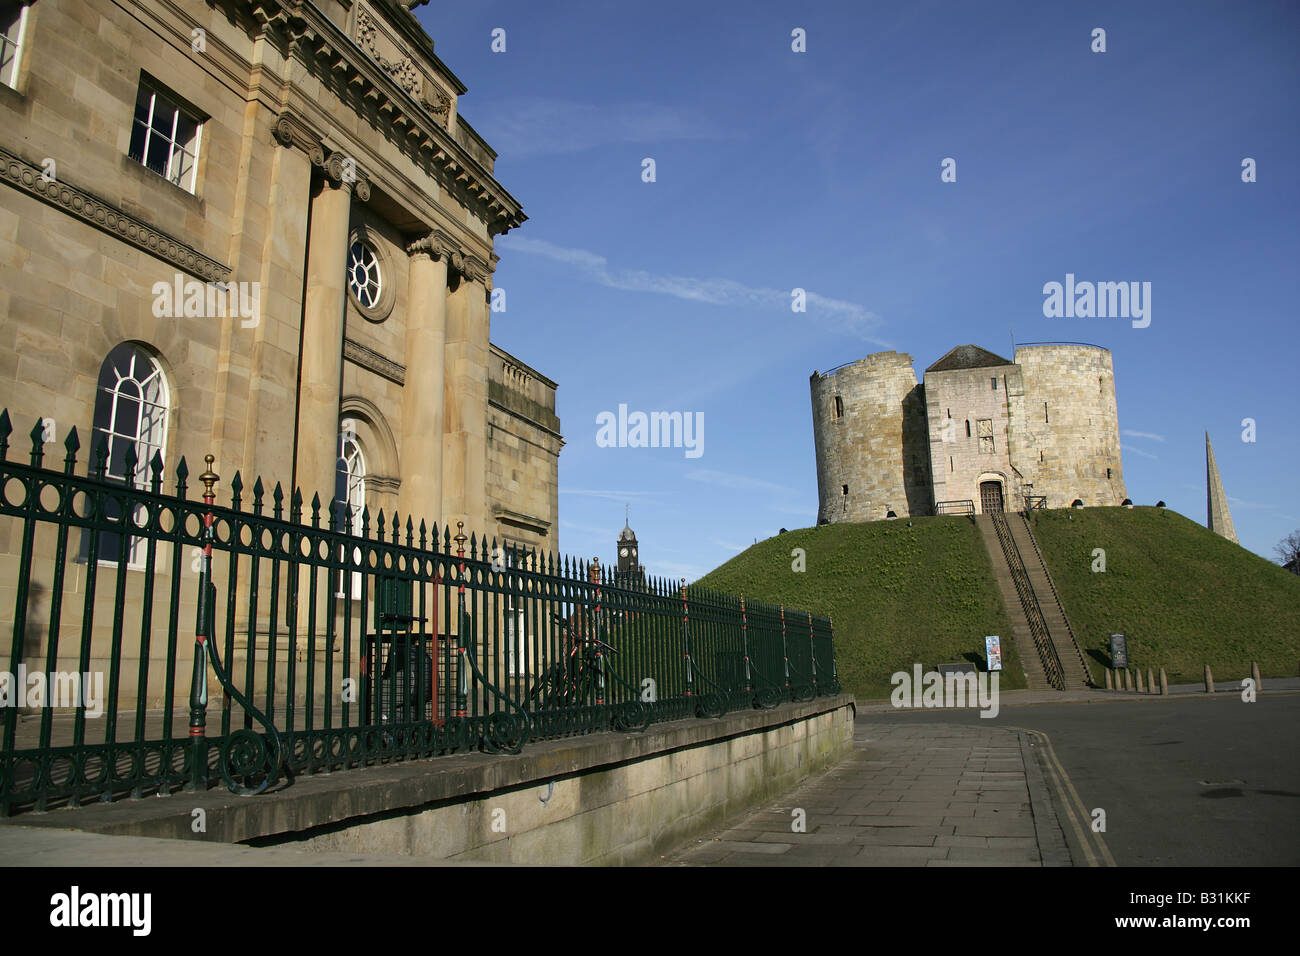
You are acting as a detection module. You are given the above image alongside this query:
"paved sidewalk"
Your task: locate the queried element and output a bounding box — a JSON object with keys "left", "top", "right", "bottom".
{"left": 662, "top": 722, "right": 1066, "bottom": 866}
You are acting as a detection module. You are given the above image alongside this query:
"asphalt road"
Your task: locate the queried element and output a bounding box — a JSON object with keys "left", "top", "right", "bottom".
{"left": 858, "top": 693, "right": 1300, "bottom": 866}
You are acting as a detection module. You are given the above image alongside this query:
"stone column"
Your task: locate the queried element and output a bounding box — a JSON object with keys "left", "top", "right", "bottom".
{"left": 399, "top": 233, "right": 450, "bottom": 531}
{"left": 295, "top": 155, "right": 367, "bottom": 505}
{"left": 293, "top": 157, "right": 367, "bottom": 662}
{"left": 442, "top": 253, "right": 491, "bottom": 544}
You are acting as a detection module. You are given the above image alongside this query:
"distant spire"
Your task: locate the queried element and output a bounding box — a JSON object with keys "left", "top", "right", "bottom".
{"left": 1206, "top": 432, "right": 1238, "bottom": 544}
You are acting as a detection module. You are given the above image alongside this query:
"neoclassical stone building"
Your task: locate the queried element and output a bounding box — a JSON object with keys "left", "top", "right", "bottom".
{"left": 810, "top": 343, "right": 1126, "bottom": 522}
{"left": 0, "top": 0, "right": 561, "bottom": 554}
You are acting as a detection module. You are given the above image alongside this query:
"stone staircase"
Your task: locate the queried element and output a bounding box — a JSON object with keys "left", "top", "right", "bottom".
{"left": 1006, "top": 513, "right": 1093, "bottom": 689}
{"left": 975, "top": 513, "right": 1093, "bottom": 691}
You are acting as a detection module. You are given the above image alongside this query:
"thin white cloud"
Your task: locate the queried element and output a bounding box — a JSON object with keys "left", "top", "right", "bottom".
{"left": 653, "top": 560, "right": 708, "bottom": 583}
{"left": 559, "top": 519, "right": 618, "bottom": 536}
{"left": 1122, "top": 430, "right": 1166, "bottom": 442}
{"left": 1227, "top": 496, "right": 1270, "bottom": 510}
{"left": 560, "top": 488, "right": 667, "bottom": 502}
{"left": 1126, "top": 447, "right": 1159, "bottom": 460}
{"left": 478, "top": 97, "right": 729, "bottom": 157}
{"left": 709, "top": 537, "right": 747, "bottom": 552}
{"left": 498, "top": 236, "right": 886, "bottom": 342}
{"left": 685, "top": 468, "right": 797, "bottom": 496}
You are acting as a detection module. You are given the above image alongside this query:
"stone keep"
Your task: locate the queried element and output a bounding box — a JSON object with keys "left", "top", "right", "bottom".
{"left": 811, "top": 344, "right": 1125, "bottom": 521}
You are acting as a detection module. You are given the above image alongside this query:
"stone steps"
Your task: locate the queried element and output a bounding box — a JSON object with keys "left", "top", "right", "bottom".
{"left": 975, "top": 516, "right": 1049, "bottom": 690}
{"left": 976, "top": 513, "right": 1093, "bottom": 691}
{"left": 1006, "top": 515, "right": 1093, "bottom": 689}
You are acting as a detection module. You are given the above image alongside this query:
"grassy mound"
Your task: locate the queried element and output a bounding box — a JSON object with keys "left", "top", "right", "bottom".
{"left": 1028, "top": 506, "right": 1300, "bottom": 683}
{"left": 696, "top": 518, "right": 1024, "bottom": 700}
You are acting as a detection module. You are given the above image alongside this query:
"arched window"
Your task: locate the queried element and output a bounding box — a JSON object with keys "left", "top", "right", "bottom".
{"left": 335, "top": 428, "right": 366, "bottom": 599}
{"left": 87, "top": 343, "right": 170, "bottom": 568}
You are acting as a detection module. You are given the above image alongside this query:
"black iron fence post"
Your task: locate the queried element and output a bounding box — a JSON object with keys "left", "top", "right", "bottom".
{"left": 780, "top": 604, "right": 791, "bottom": 695}
{"left": 454, "top": 522, "right": 468, "bottom": 719}
{"left": 187, "top": 455, "right": 218, "bottom": 792}
{"left": 740, "top": 594, "right": 752, "bottom": 696}
{"left": 591, "top": 558, "right": 605, "bottom": 706}
{"left": 807, "top": 611, "right": 819, "bottom": 692}
{"left": 680, "top": 579, "right": 694, "bottom": 701}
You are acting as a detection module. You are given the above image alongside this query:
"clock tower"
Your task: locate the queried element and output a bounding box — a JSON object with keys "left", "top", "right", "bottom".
{"left": 616, "top": 508, "right": 646, "bottom": 588}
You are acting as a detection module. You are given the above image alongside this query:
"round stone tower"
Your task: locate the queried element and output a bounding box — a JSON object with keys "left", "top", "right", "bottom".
{"left": 1012, "top": 343, "right": 1126, "bottom": 507}
{"left": 810, "top": 351, "right": 930, "bottom": 523}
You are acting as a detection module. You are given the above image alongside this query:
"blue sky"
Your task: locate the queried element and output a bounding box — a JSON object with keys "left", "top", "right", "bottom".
{"left": 416, "top": 0, "right": 1300, "bottom": 580}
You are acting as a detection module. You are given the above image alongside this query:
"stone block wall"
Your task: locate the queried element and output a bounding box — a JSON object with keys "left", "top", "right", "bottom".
{"left": 925, "top": 362, "right": 1025, "bottom": 513}
{"left": 811, "top": 344, "right": 1127, "bottom": 520}
{"left": 486, "top": 344, "right": 561, "bottom": 554}
{"left": 811, "top": 352, "right": 928, "bottom": 522}
{"left": 1013, "top": 345, "right": 1126, "bottom": 507}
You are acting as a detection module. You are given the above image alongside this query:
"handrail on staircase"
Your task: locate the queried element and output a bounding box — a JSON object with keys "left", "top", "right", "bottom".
{"left": 1015, "top": 512, "right": 1094, "bottom": 687}
{"left": 990, "top": 512, "right": 1067, "bottom": 691}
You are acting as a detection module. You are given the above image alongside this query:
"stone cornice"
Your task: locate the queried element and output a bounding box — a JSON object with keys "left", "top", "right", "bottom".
{"left": 492, "top": 506, "right": 553, "bottom": 536}
{"left": 343, "top": 337, "right": 405, "bottom": 385}
{"left": 0, "top": 145, "right": 231, "bottom": 282}
{"left": 242, "top": 0, "right": 524, "bottom": 236}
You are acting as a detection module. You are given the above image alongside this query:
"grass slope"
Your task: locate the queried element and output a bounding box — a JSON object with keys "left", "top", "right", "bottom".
{"left": 697, "top": 518, "right": 1024, "bottom": 700}
{"left": 1028, "top": 506, "right": 1300, "bottom": 682}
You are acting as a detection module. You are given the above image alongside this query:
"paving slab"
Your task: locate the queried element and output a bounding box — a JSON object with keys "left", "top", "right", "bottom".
{"left": 662, "top": 722, "right": 1070, "bottom": 867}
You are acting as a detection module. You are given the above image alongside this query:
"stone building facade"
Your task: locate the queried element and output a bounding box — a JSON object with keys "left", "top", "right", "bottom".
{"left": 0, "top": 0, "right": 562, "bottom": 707}
{"left": 0, "top": 0, "right": 560, "bottom": 551}
{"left": 811, "top": 344, "right": 1125, "bottom": 522}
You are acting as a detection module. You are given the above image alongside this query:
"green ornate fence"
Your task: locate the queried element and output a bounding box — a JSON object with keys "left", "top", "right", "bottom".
{"left": 0, "top": 410, "right": 838, "bottom": 815}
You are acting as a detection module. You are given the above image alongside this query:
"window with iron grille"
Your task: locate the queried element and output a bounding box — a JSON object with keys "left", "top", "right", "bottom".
{"left": 0, "top": 2, "right": 30, "bottom": 91}
{"left": 128, "top": 78, "right": 203, "bottom": 193}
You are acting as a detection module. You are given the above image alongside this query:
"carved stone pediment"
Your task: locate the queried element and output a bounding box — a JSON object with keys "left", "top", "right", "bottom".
{"left": 355, "top": 3, "right": 449, "bottom": 125}
{"left": 356, "top": 7, "right": 420, "bottom": 93}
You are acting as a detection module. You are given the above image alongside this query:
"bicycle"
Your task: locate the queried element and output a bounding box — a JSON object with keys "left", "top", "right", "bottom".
{"left": 527, "top": 612, "right": 617, "bottom": 709}
{"left": 527, "top": 611, "right": 650, "bottom": 731}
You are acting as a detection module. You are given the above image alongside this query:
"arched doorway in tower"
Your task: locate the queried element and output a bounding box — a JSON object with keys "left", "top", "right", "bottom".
{"left": 979, "top": 480, "right": 1004, "bottom": 514}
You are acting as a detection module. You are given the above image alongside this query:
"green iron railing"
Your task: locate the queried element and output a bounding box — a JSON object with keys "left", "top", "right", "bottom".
{"left": 0, "top": 409, "right": 839, "bottom": 815}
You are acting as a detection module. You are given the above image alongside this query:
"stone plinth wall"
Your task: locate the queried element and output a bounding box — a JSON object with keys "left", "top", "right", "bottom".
{"left": 1013, "top": 345, "right": 1125, "bottom": 507}
{"left": 811, "top": 353, "right": 928, "bottom": 522}
{"left": 4, "top": 697, "right": 856, "bottom": 866}
{"left": 288, "top": 698, "right": 855, "bottom": 865}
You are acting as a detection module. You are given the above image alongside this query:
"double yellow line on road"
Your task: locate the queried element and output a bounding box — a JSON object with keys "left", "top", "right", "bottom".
{"left": 1020, "top": 727, "right": 1116, "bottom": 867}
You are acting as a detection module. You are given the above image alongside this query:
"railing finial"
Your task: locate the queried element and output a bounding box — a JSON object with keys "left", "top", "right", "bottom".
{"left": 199, "top": 454, "right": 219, "bottom": 502}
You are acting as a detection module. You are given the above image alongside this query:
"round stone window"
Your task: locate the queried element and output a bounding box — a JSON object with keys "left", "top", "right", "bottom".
{"left": 345, "top": 227, "right": 396, "bottom": 322}
{"left": 348, "top": 241, "right": 381, "bottom": 307}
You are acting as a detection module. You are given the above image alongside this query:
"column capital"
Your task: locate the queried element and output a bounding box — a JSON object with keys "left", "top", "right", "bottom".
{"left": 405, "top": 228, "right": 457, "bottom": 261}
{"left": 320, "top": 151, "right": 371, "bottom": 200}
{"left": 273, "top": 111, "right": 324, "bottom": 166}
